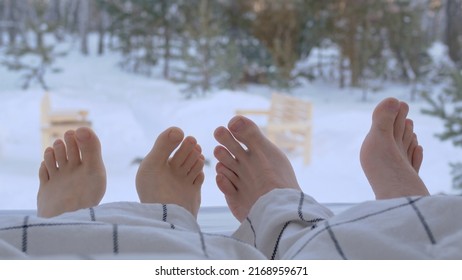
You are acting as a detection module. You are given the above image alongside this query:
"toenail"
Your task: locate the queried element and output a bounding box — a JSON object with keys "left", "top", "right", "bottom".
{"left": 230, "top": 118, "right": 245, "bottom": 133}
{"left": 53, "top": 139, "right": 63, "bottom": 146}
{"left": 214, "top": 127, "right": 225, "bottom": 137}
{"left": 76, "top": 129, "right": 91, "bottom": 141}
{"left": 65, "top": 130, "right": 75, "bottom": 137}
{"left": 215, "top": 147, "right": 224, "bottom": 156}
{"left": 168, "top": 129, "right": 183, "bottom": 142}
{"left": 386, "top": 100, "right": 401, "bottom": 112}
{"left": 406, "top": 119, "right": 414, "bottom": 127}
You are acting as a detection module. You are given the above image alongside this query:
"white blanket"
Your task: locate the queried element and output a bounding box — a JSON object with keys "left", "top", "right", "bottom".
{"left": 0, "top": 189, "right": 461, "bottom": 259}
{"left": 234, "top": 189, "right": 462, "bottom": 259}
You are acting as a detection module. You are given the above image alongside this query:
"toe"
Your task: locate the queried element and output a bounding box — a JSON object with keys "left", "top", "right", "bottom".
{"left": 407, "top": 133, "right": 418, "bottom": 160}
{"left": 216, "top": 173, "right": 237, "bottom": 196}
{"left": 75, "top": 127, "right": 103, "bottom": 169}
{"left": 216, "top": 162, "right": 239, "bottom": 187}
{"left": 227, "top": 116, "right": 268, "bottom": 151}
{"left": 214, "top": 146, "right": 238, "bottom": 171}
{"left": 43, "top": 147, "right": 58, "bottom": 176}
{"left": 149, "top": 127, "right": 184, "bottom": 163}
{"left": 188, "top": 156, "right": 205, "bottom": 178}
{"left": 403, "top": 119, "right": 414, "bottom": 147}
{"left": 394, "top": 102, "right": 409, "bottom": 141}
{"left": 38, "top": 161, "right": 49, "bottom": 184}
{"left": 53, "top": 139, "right": 68, "bottom": 168}
{"left": 64, "top": 130, "right": 80, "bottom": 165}
{"left": 214, "top": 126, "right": 246, "bottom": 158}
{"left": 412, "top": 145, "right": 424, "bottom": 173}
{"left": 194, "top": 171, "right": 205, "bottom": 187}
{"left": 170, "top": 136, "right": 197, "bottom": 168}
{"left": 371, "top": 97, "right": 401, "bottom": 133}
{"left": 183, "top": 147, "right": 202, "bottom": 175}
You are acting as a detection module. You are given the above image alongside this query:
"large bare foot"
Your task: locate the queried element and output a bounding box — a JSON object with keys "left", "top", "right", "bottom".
{"left": 214, "top": 116, "right": 301, "bottom": 222}
{"left": 360, "top": 97, "right": 429, "bottom": 199}
{"left": 37, "top": 128, "right": 107, "bottom": 218}
{"left": 135, "top": 127, "right": 205, "bottom": 218}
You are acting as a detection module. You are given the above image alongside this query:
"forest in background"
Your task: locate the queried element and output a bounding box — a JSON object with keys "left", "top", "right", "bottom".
{"left": 0, "top": 0, "right": 461, "bottom": 94}
{"left": 1, "top": 0, "right": 462, "bottom": 190}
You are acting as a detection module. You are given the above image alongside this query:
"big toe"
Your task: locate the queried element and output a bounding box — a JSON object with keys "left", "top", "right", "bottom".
{"left": 371, "top": 98, "right": 401, "bottom": 134}
{"left": 228, "top": 116, "right": 268, "bottom": 150}
{"left": 75, "top": 127, "right": 104, "bottom": 168}
{"left": 148, "top": 127, "right": 184, "bottom": 163}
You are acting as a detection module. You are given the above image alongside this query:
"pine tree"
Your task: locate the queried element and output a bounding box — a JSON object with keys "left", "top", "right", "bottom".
{"left": 327, "top": 0, "right": 387, "bottom": 92}
{"left": 0, "top": 0, "right": 4, "bottom": 46}
{"left": 105, "top": 0, "right": 160, "bottom": 76}
{"left": 382, "top": 0, "right": 432, "bottom": 100}
{"left": 422, "top": 70, "right": 462, "bottom": 190}
{"left": 172, "top": 0, "right": 225, "bottom": 96}
{"left": 1, "top": 0, "right": 66, "bottom": 90}
{"left": 446, "top": 0, "right": 462, "bottom": 67}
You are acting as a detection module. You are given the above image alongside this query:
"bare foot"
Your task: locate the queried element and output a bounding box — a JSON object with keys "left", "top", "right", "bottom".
{"left": 214, "top": 116, "right": 301, "bottom": 222}
{"left": 135, "top": 127, "right": 205, "bottom": 218}
{"left": 37, "top": 128, "right": 107, "bottom": 218}
{"left": 360, "top": 97, "right": 429, "bottom": 199}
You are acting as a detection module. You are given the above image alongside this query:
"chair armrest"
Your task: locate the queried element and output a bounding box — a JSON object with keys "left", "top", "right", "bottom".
{"left": 235, "top": 109, "right": 270, "bottom": 115}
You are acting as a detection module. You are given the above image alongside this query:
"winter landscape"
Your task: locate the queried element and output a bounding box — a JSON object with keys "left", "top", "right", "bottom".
{"left": 0, "top": 42, "right": 460, "bottom": 212}
{"left": 0, "top": 0, "right": 461, "bottom": 214}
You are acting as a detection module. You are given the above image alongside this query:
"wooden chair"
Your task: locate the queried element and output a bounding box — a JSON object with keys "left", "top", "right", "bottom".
{"left": 236, "top": 93, "right": 313, "bottom": 165}
{"left": 41, "top": 92, "right": 91, "bottom": 152}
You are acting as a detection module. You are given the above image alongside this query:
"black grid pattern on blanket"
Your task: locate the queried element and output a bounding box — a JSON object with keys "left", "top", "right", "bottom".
{"left": 0, "top": 193, "right": 460, "bottom": 259}
{"left": 286, "top": 196, "right": 437, "bottom": 259}
{"left": 0, "top": 218, "right": 107, "bottom": 254}
{"left": 246, "top": 191, "right": 328, "bottom": 260}
{"left": 0, "top": 203, "right": 262, "bottom": 259}
{"left": 0, "top": 204, "right": 191, "bottom": 257}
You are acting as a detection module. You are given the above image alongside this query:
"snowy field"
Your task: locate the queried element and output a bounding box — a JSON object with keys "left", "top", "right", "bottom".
{"left": 0, "top": 46, "right": 460, "bottom": 211}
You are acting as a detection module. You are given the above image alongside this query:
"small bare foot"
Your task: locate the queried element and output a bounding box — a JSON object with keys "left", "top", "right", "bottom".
{"left": 360, "top": 97, "right": 429, "bottom": 199}
{"left": 214, "top": 116, "right": 301, "bottom": 222}
{"left": 37, "top": 128, "right": 107, "bottom": 218}
{"left": 135, "top": 127, "right": 205, "bottom": 218}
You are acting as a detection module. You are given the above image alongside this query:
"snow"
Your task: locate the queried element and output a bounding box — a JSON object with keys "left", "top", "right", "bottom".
{"left": 0, "top": 45, "right": 460, "bottom": 211}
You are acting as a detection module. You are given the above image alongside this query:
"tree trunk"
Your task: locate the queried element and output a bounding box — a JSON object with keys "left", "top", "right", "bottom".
{"left": 343, "top": 12, "right": 360, "bottom": 87}
{"left": 79, "top": 0, "right": 90, "bottom": 55}
{"left": 5, "top": 0, "right": 17, "bottom": 46}
{"left": 161, "top": 0, "right": 171, "bottom": 79}
{"left": 446, "top": 0, "right": 462, "bottom": 65}
{"left": 200, "top": 0, "right": 211, "bottom": 93}
{"left": 0, "top": 0, "right": 5, "bottom": 46}
{"left": 97, "top": 9, "right": 109, "bottom": 55}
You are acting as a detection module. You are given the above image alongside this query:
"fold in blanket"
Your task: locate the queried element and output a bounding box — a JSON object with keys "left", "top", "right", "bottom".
{"left": 234, "top": 189, "right": 462, "bottom": 260}
{"left": 0, "top": 190, "right": 461, "bottom": 259}
{"left": 0, "top": 202, "right": 265, "bottom": 259}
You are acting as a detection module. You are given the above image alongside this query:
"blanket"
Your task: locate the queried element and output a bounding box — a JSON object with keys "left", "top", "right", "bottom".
{"left": 0, "top": 189, "right": 461, "bottom": 259}
{"left": 0, "top": 202, "right": 264, "bottom": 259}
{"left": 234, "top": 189, "right": 462, "bottom": 259}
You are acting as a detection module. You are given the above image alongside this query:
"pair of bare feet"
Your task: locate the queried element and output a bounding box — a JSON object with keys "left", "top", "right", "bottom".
{"left": 37, "top": 97, "right": 429, "bottom": 222}
{"left": 37, "top": 127, "right": 205, "bottom": 218}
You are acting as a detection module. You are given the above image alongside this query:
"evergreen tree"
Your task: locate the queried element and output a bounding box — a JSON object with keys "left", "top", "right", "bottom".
{"left": 327, "top": 0, "right": 387, "bottom": 91}
{"left": 249, "top": 0, "right": 328, "bottom": 88}
{"left": 172, "top": 0, "right": 225, "bottom": 96}
{"left": 218, "top": 0, "right": 273, "bottom": 88}
{"left": 1, "top": 0, "right": 65, "bottom": 90}
{"left": 213, "top": 0, "right": 254, "bottom": 89}
{"left": 422, "top": 70, "right": 462, "bottom": 190}
{"left": 0, "top": 0, "right": 4, "bottom": 46}
{"left": 382, "top": 0, "right": 432, "bottom": 100}
{"left": 105, "top": 0, "right": 161, "bottom": 76}
{"left": 445, "top": 0, "right": 462, "bottom": 67}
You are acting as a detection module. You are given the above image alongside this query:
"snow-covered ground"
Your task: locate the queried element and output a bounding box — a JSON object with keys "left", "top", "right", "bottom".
{"left": 0, "top": 46, "right": 460, "bottom": 211}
